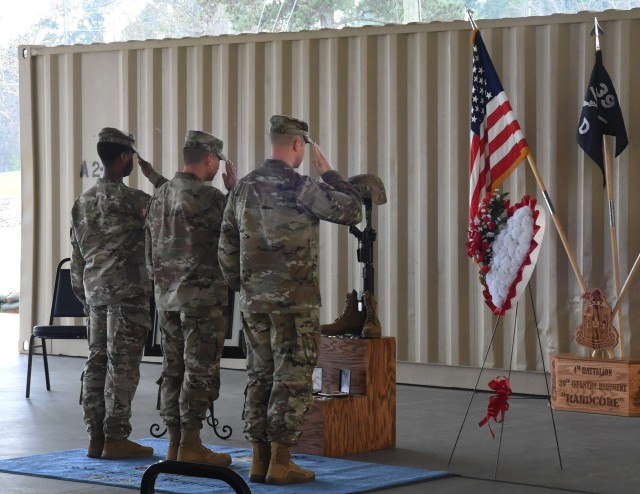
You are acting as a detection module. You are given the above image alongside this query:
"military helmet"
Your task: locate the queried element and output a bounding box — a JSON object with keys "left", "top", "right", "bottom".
{"left": 348, "top": 174, "right": 387, "bottom": 205}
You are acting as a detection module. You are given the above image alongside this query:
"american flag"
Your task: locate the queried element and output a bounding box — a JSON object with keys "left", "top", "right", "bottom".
{"left": 469, "top": 29, "right": 529, "bottom": 221}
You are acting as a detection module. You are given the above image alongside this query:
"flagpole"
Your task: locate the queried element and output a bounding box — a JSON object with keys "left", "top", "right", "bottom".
{"left": 611, "top": 252, "right": 640, "bottom": 319}
{"left": 464, "top": 6, "right": 478, "bottom": 29}
{"left": 594, "top": 17, "right": 624, "bottom": 358}
{"left": 526, "top": 155, "right": 588, "bottom": 294}
{"left": 465, "top": 5, "right": 587, "bottom": 294}
{"left": 602, "top": 134, "right": 624, "bottom": 358}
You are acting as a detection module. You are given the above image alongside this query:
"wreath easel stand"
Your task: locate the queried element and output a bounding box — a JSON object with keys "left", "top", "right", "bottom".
{"left": 447, "top": 284, "right": 563, "bottom": 478}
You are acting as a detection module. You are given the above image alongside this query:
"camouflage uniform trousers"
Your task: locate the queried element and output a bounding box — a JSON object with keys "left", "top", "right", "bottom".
{"left": 82, "top": 296, "right": 150, "bottom": 440}
{"left": 158, "top": 308, "right": 226, "bottom": 431}
{"left": 242, "top": 309, "right": 319, "bottom": 445}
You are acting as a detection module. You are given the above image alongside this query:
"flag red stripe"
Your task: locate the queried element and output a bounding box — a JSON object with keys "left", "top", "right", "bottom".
{"left": 489, "top": 123, "right": 527, "bottom": 163}
{"left": 484, "top": 98, "right": 529, "bottom": 190}
{"left": 491, "top": 145, "right": 529, "bottom": 190}
{"left": 491, "top": 141, "right": 528, "bottom": 177}
{"left": 489, "top": 121, "right": 524, "bottom": 156}
{"left": 469, "top": 128, "right": 491, "bottom": 220}
{"left": 486, "top": 99, "right": 515, "bottom": 129}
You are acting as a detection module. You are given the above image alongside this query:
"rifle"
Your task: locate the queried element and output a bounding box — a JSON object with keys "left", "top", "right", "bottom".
{"left": 349, "top": 197, "right": 376, "bottom": 295}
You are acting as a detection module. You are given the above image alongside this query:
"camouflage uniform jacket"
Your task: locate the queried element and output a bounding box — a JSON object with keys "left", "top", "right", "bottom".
{"left": 218, "top": 159, "right": 362, "bottom": 313}
{"left": 145, "top": 171, "right": 228, "bottom": 314}
{"left": 146, "top": 169, "right": 169, "bottom": 189}
{"left": 70, "top": 178, "right": 152, "bottom": 306}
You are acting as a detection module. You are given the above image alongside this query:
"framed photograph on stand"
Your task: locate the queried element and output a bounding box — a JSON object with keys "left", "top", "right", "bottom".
{"left": 144, "top": 290, "right": 246, "bottom": 359}
{"left": 144, "top": 297, "right": 162, "bottom": 357}
{"left": 222, "top": 289, "right": 246, "bottom": 359}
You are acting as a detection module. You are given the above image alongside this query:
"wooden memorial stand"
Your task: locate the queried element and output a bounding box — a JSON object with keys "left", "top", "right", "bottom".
{"left": 293, "top": 336, "right": 396, "bottom": 457}
{"left": 551, "top": 353, "right": 640, "bottom": 417}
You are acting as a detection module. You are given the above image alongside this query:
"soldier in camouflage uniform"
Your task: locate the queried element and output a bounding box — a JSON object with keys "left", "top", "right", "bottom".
{"left": 218, "top": 115, "right": 362, "bottom": 485}
{"left": 144, "top": 130, "right": 236, "bottom": 466}
{"left": 70, "top": 127, "right": 154, "bottom": 460}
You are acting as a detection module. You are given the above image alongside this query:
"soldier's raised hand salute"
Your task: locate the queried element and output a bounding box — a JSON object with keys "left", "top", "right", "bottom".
{"left": 137, "top": 155, "right": 153, "bottom": 177}
{"left": 222, "top": 160, "right": 237, "bottom": 191}
{"left": 310, "top": 143, "right": 333, "bottom": 175}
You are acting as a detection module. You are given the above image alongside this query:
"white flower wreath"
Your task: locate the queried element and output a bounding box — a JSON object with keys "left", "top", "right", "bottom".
{"left": 468, "top": 192, "right": 546, "bottom": 315}
{"left": 485, "top": 206, "right": 535, "bottom": 309}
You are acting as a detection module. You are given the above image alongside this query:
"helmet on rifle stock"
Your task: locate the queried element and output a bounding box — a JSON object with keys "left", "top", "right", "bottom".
{"left": 348, "top": 174, "right": 387, "bottom": 205}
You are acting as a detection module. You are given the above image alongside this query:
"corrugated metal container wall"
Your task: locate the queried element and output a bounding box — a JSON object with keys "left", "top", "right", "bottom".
{"left": 19, "top": 9, "right": 640, "bottom": 392}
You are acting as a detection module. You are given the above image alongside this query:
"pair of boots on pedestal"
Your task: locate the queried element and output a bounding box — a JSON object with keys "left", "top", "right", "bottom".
{"left": 249, "top": 441, "right": 315, "bottom": 485}
{"left": 321, "top": 290, "right": 381, "bottom": 338}
{"left": 166, "top": 426, "right": 231, "bottom": 466}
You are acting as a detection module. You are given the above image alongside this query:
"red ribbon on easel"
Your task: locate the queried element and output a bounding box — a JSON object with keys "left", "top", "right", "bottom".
{"left": 479, "top": 376, "right": 512, "bottom": 439}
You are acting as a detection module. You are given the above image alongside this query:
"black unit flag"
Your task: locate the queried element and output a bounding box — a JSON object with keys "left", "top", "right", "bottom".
{"left": 576, "top": 50, "right": 628, "bottom": 185}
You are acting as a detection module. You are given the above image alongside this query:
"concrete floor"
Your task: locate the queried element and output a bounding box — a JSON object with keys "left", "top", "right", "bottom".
{"left": 1, "top": 313, "right": 638, "bottom": 494}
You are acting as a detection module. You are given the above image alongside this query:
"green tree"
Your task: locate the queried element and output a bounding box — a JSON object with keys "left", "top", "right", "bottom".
{"left": 0, "top": 0, "right": 109, "bottom": 171}
{"left": 218, "top": 0, "right": 465, "bottom": 33}
{"left": 420, "top": 0, "right": 466, "bottom": 22}
{"left": 24, "top": 0, "right": 106, "bottom": 45}
{"left": 121, "top": 0, "right": 229, "bottom": 41}
{"left": 530, "top": 0, "right": 619, "bottom": 16}
{"left": 467, "top": 0, "right": 633, "bottom": 19}
{"left": 239, "top": 0, "right": 456, "bottom": 32}
{"left": 74, "top": 2, "right": 107, "bottom": 44}
{"left": 466, "top": 0, "right": 526, "bottom": 18}
{"left": 122, "top": 0, "right": 467, "bottom": 36}
{"left": 0, "top": 44, "right": 20, "bottom": 172}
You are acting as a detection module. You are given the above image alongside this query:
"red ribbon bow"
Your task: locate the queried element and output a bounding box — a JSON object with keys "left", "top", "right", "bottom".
{"left": 478, "top": 376, "right": 512, "bottom": 439}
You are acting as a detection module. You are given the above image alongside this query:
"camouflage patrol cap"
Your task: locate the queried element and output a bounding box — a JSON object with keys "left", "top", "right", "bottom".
{"left": 269, "top": 115, "right": 313, "bottom": 144}
{"left": 98, "top": 127, "right": 137, "bottom": 153}
{"left": 183, "top": 130, "right": 227, "bottom": 161}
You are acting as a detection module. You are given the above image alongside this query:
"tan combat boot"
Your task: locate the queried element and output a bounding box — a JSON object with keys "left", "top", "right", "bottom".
{"left": 166, "top": 425, "right": 181, "bottom": 461}
{"left": 361, "top": 291, "right": 381, "bottom": 338}
{"left": 321, "top": 290, "right": 366, "bottom": 336}
{"left": 177, "top": 429, "right": 232, "bottom": 466}
{"left": 101, "top": 438, "right": 154, "bottom": 459}
{"left": 87, "top": 435, "right": 104, "bottom": 459}
{"left": 249, "top": 441, "right": 271, "bottom": 483}
{"left": 265, "top": 441, "right": 315, "bottom": 485}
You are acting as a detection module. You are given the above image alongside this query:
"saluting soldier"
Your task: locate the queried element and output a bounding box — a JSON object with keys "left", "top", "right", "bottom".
{"left": 144, "top": 131, "right": 236, "bottom": 466}
{"left": 70, "top": 127, "right": 154, "bottom": 460}
{"left": 218, "top": 115, "right": 362, "bottom": 485}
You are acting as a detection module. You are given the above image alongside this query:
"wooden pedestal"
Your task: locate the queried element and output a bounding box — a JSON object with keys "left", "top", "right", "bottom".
{"left": 551, "top": 353, "right": 640, "bottom": 416}
{"left": 293, "top": 336, "right": 396, "bottom": 457}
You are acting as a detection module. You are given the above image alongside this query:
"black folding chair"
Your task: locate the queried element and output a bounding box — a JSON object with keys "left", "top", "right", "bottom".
{"left": 26, "top": 257, "right": 87, "bottom": 398}
{"left": 140, "top": 460, "right": 251, "bottom": 494}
